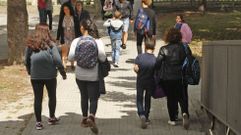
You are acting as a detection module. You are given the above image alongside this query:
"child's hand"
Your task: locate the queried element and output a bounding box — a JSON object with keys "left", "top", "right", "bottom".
{"left": 134, "top": 64, "right": 139, "bottom": 73}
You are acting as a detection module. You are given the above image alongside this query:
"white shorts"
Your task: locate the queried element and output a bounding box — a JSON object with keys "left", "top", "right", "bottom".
{"left": 122, "top": 18, "right": 130, "bottom": 32}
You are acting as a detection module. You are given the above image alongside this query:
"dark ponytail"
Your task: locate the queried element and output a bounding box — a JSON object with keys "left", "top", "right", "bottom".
{"left": 80, "top": 18, "right": 100, "bottom": 39}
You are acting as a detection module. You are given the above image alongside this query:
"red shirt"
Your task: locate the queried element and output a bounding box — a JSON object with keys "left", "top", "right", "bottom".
{"left": 38, "top": 0, "right": 47, "bottom": 9}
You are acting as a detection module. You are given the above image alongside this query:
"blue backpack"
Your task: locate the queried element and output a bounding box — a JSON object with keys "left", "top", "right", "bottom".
{"left": 75, "top": 36, "right": 98, "bottom": 69}
{"left": 182, "top": 44, "right": 200, "bottom": 85}
{"left": 134, "top": 8, "right": 150, "bottom": 35}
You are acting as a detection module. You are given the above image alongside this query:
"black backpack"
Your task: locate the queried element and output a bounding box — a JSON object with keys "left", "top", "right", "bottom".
{"left": 182, "top": 44, "right": 200, "bottom": 85}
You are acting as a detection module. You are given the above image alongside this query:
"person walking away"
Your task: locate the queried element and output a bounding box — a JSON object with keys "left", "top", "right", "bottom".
{"left": 134, "top": 38, "right": 156, "bottom": 129}
{"left": 134, "top": 0, "right": 156, "bottom": 55}
{"left": 103, "top": 10, "right": 123, "bottom": 67}
{"left": 68, "top": 19, "right": 106, "bottom": 134}
{"left": 114, "top": 0, "right": 133, "bottom": 49}
{"left": 155, "top": 28, "right": 190, "bottom": 129}
{"left": 38, "top": 0, "right": 47, "bottom": 23}
{"left": 46, "top": 0, "right": 53, "bottom": 30}
{"left": 75, "top": 1, "right": 90, "bottom": 30}
{"left": 57, "top": 4, "right": 79, "bottom": 69}
{"left": 25, "top": 24, "right": 67, "bottom": 130}
{"left": 174, "top": 14, "right": 193, "bottom": 121}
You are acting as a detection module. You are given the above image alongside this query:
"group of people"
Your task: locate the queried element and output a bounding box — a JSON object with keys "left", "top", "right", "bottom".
{"left": 26, "top": 0, "right": 193, "bottom": 134}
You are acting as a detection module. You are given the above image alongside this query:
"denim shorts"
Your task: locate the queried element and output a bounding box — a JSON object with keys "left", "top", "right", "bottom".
{"left": 122, "top": 17, "right": 130, "bottom": 32}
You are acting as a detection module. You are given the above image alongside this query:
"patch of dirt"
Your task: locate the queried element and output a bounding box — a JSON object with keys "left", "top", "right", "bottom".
{"left": 0, "top": 65, "right": 32, "bottom": 110}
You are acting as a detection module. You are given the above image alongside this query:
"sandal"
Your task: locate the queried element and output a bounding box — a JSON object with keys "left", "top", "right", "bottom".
{"left": 121, "top": 44, "right": 126, "bottom": 49}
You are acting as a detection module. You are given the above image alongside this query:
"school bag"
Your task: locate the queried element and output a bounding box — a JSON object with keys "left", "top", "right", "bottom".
{"left": 103, "top": 0, "right": 113, "bottom": 11}
{"left": 134, "top": 8, "right": 150, "bottom": 35}
{"left": 103, "top": 0, "right": 114, "bottom": 18}
{"left": 182, "top": 44, "right": 200, "bottom": 85}
{"left": 75, "top": 36, "right": 98, "bottom": 69}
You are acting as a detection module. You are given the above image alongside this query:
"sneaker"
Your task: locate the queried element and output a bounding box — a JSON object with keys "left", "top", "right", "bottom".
{"left": 113, "top": 63, "right": 119, "bottom": 67}
{"left": 87, "top": 115, "right": 98, "bottom": 134}
{"left": 121, "top": 44, "right": 126, "bottom": 49}
{"left": 81, "top": 117, "right": 89, "bottom": 128}
{"left": 146, "top": 118, "right": 151, "bottom": 125}
{"left": 140, "top": 115, "right": 147, "bottom": 129}
{"left": 36, "top": 122, "right": 43, "bottom": 130}
{"left": 182, "top": 113, "right": 189, "bottom": 130}
{"left": 48, "top": 117, "right": 60, "bottom": 125}
{"left": 168, "top": 120, "right": 176, "bottom": 126}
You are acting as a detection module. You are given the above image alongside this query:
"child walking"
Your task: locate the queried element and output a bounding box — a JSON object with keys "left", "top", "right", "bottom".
{"left": 134, "top": 39, "right": 156, "bottom": 129}
{"left": 103, "top": 10, "right": 123, "bottom": 67}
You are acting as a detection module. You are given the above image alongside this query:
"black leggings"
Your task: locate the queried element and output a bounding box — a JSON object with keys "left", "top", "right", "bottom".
{"left": 31, "top": 78, "right": 57, "bottom": 122}
{"left": 76, "top": 79, "right": 99, "bottom": 117}
{"left": 162, "top": 80, "right": 188, "bottom": 121}
{"left": 136, "top": 33, "right": 146, "bottom": 54}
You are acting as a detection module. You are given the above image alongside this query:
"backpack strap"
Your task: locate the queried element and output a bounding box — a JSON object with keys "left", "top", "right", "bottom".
{"left": 175, "top": 23, "right": 183, "bottom": 30}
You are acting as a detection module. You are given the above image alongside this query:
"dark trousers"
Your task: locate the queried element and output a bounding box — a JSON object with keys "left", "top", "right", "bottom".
{"left": 46, "top": 10, "right": 53, "bottom": 30}
{"left": 162, "top": 80, "right": 188, "bottom": 121}
{"left": 31, "top": 78, "right": 57, "bottom": 122}
{"left": 76, "top": 79, "right": 99, "bottom": 117}
{"left": 136, "top": 82, "right": 153, "bottom": 119}
{"left": 136, "top": 33, "right": 146, "bottom": 55}
{"left": 175, "top": 83, "right": 189, "bottom": 118}
{"left": 38, "top": 8, "right": 47, "bottom": 23}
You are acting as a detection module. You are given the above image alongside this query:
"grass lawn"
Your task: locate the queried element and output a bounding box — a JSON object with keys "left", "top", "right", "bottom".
{"left": 157, "top": 11, "right": 241, "bottom": 58}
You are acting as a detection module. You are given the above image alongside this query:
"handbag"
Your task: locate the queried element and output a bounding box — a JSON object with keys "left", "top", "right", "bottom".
{"left": 99, "top": 58, "right": 111, "bottom": 78}
{"left": 98, "top": 58, "right": 111, "bottom": 95}
{"left": 152, "top": 76, "right": 166, "bottom": 99}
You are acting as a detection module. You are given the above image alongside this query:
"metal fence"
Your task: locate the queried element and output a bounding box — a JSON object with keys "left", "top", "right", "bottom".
{"left": 152, "top": 0, "right": 241, "bottom": 10}
{"left": 201, "top": 40, "right": 241, "bottom": 135}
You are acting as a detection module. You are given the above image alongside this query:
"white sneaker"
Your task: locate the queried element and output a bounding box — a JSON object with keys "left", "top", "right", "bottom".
{"left": 168, "top": 120, "right": 176, "bottom": 126}
{"left": 182, "top": 113, "right": 189, "bottom": 129}
{"left": 113, "top": 63, "right": 119, "bottom": 67}
{"left": 35, "top": 122, "right": 43, "bottom": 130}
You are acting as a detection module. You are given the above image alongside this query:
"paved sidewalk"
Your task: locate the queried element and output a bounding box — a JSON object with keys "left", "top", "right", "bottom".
{"left": 21, "top": 36, "right": 205, "bottom": 135}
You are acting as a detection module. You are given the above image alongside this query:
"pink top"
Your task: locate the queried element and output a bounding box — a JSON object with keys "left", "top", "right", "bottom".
{"left": 38, "top": 0, "right": 47, "bottom": 9}
{"left": 180, "top": 23, "right": 192, "bottom": 44}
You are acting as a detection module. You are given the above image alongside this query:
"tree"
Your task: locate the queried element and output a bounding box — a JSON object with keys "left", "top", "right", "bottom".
{"left": 94, "top": 0, "right": 101, "bottom": 17}
{"left": 7, "top": 0, "right": 28, "bottom": 65}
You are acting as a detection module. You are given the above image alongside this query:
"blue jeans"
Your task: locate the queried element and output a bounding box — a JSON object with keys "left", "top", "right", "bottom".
{"left": 136, "top": 81, "right": 154, "bottom": 119}
{"left": 111, "top": 39, "right": 121, "bottom": 63}
{"left": 38, "top": 8, "right": 47, "bottom": 23}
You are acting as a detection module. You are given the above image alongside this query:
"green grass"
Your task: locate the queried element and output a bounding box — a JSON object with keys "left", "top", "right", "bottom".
{"left": 157, "top": 11, "right": 241, "bottom": 58}
{"left": 158, "top": 11, "right": 241, "bottom": 41}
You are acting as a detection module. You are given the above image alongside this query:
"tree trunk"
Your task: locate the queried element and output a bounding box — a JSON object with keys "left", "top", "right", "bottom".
{"left": 94, "top": 0, "right": 101, "bottom": 17}
{"left": 7, "top": 0, "right": 28, "bottom": 65}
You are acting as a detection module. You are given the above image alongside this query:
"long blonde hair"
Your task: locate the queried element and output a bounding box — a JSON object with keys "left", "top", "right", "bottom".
{"left": 27, "top": 24, "right": 55, "bottom": 51}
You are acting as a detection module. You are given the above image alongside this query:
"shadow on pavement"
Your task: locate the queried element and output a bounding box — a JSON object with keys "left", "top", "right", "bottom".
{"left": 0, "top": 113, "right": 33, "bottom": 135}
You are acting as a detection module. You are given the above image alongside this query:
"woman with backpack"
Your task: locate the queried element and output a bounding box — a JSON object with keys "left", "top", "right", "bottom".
{"left": 174, "top": 15, "right": 193, "bottom": 45}
{"left": 134, "top": 0, "right": 156, "bottom": 55}
{"left": 155, "top": 28, "right": 190, "bottom": 129}
{"left": 25, "top": 24, "right": 67, "bottom": 130}
{"left": 68, "top": 19, "right": 106, "bottom": 134}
